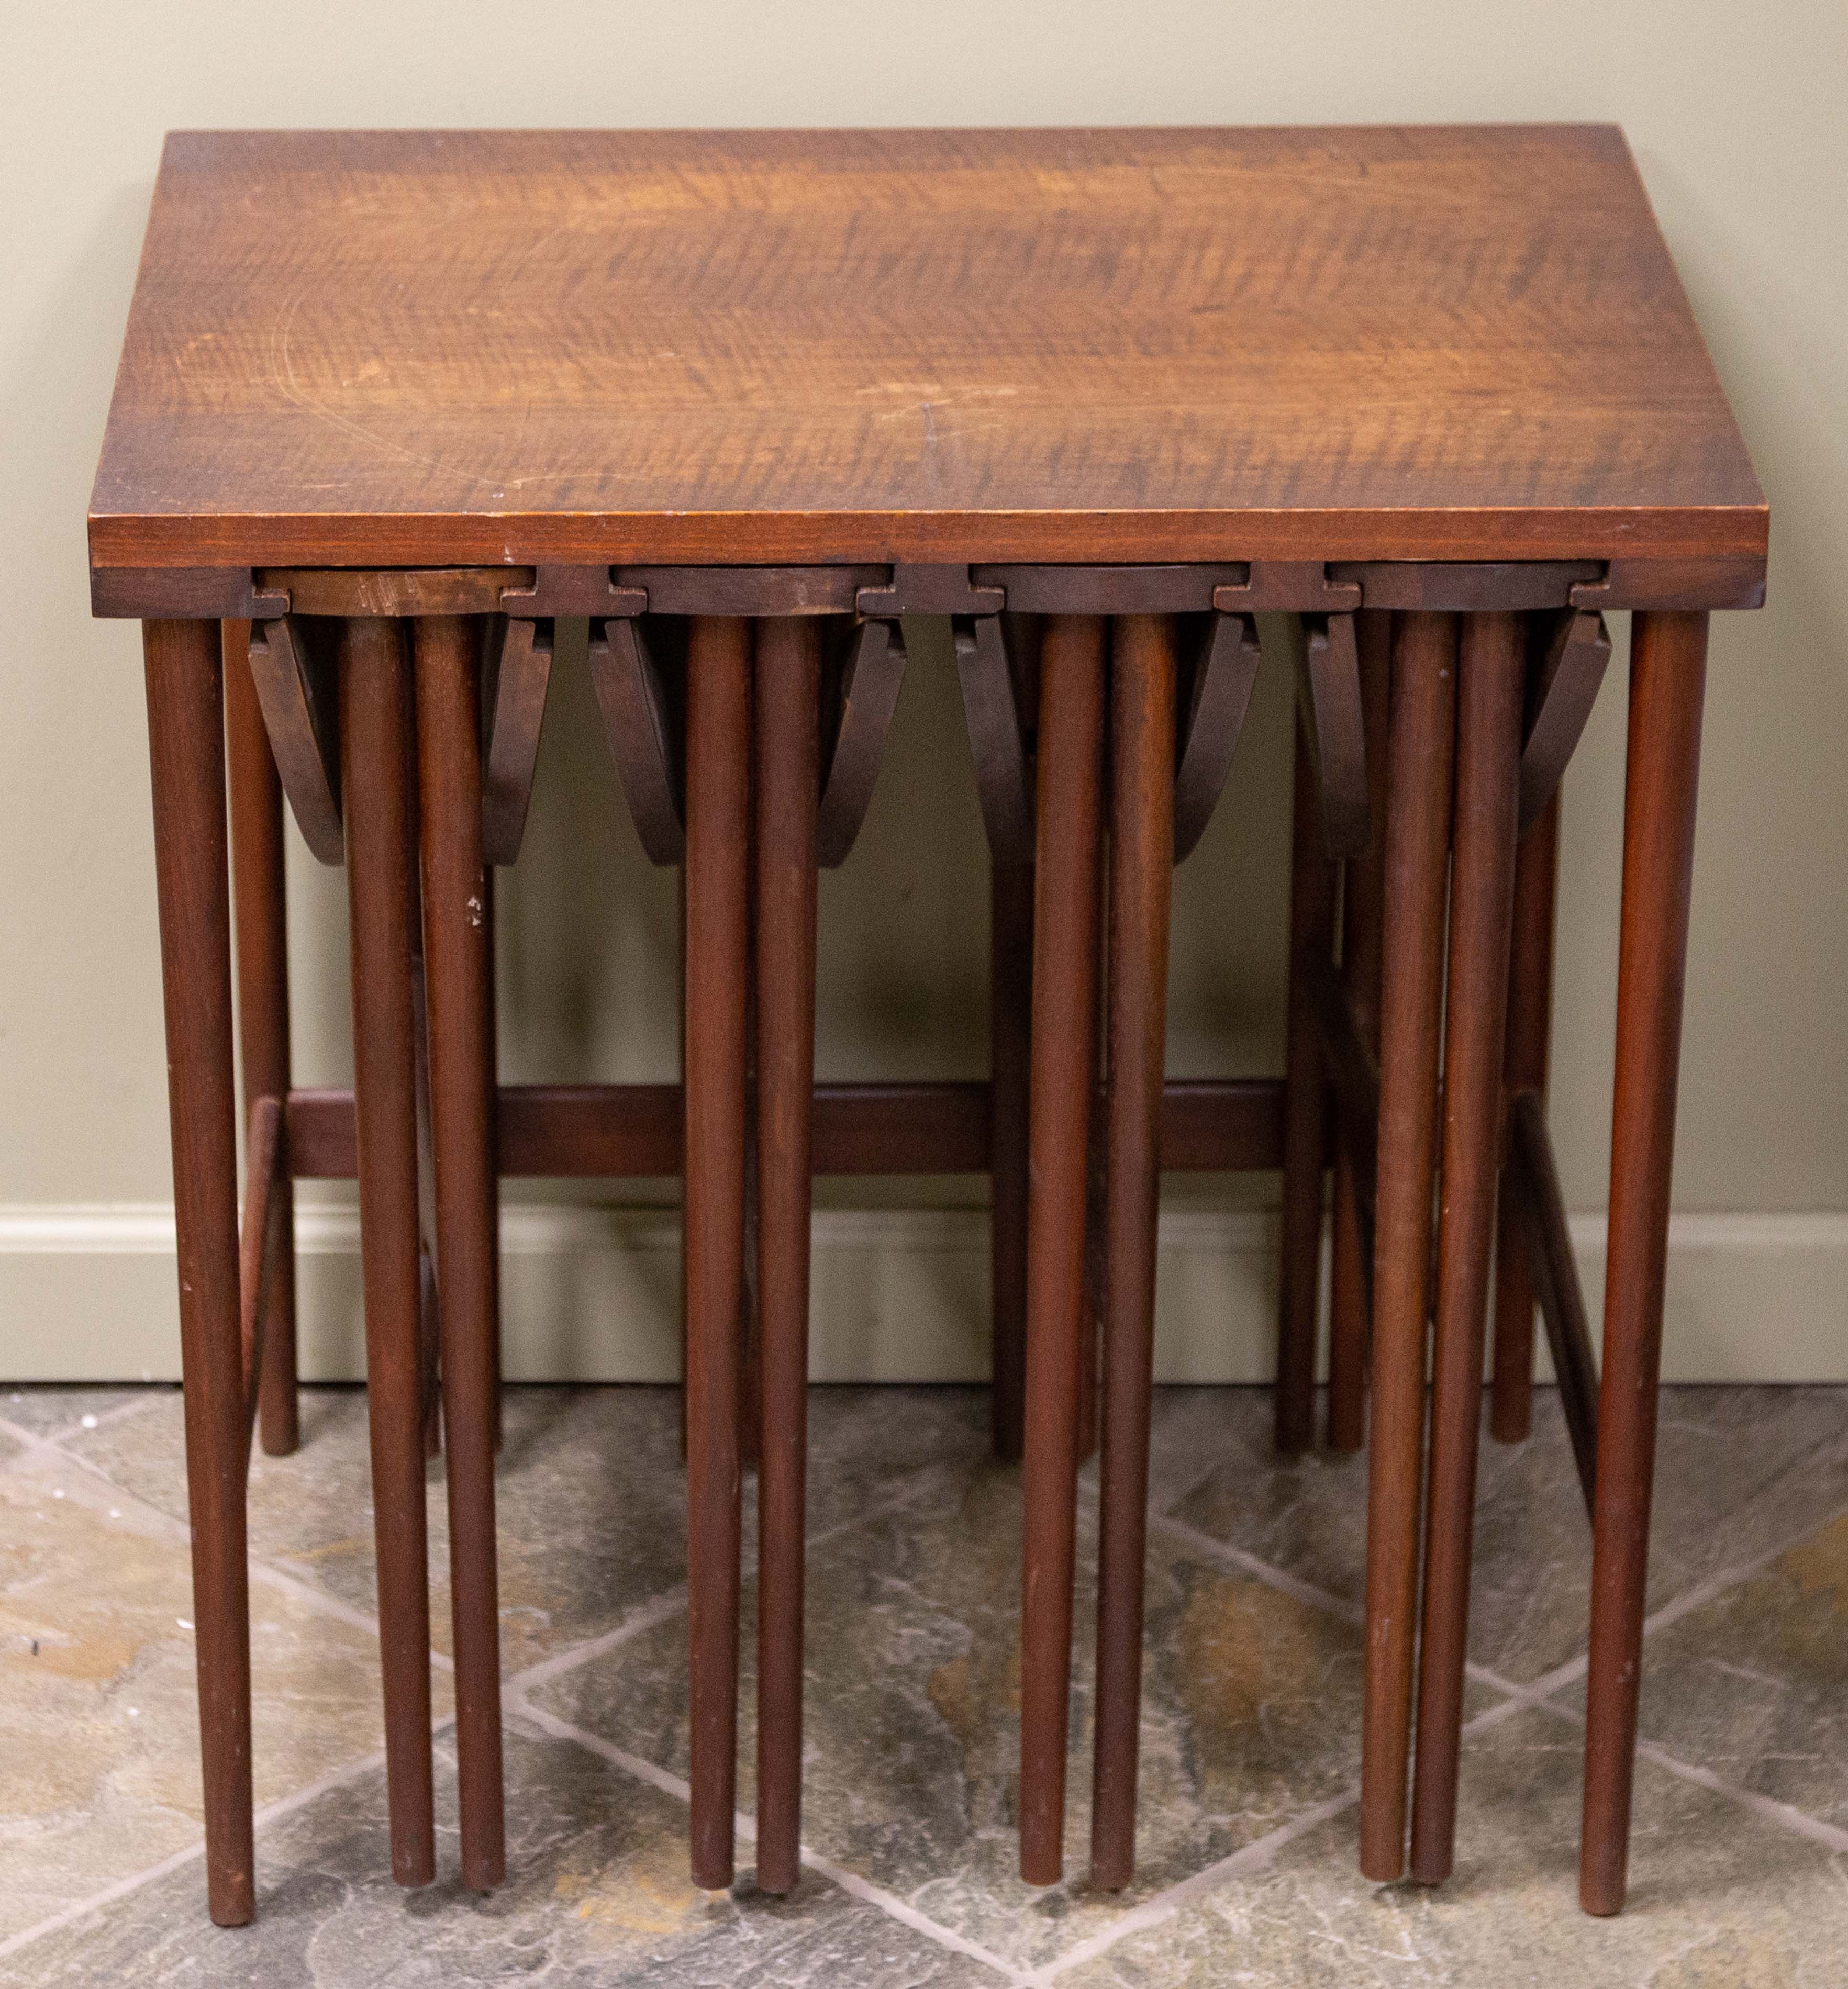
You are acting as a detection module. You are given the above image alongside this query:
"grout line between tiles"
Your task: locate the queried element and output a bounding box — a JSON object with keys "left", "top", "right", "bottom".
{"left": 4, "top": 1413, "right": 457, "bottom": 1672}
{"left": 510, "top": 1700, "right": 1034, "bottom": 1986}
{"left": 0, "top": 1722, "right": 453, "bottom": 1965}
{"left": 1519, "top": 1692, "right": 1848, "bottom": 1857}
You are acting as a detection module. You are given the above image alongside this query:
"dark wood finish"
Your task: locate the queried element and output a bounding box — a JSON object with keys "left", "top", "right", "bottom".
{"left": 1276, "top": 723, "right": 1336, "bottom": 1454}
{"left": 225, "top": 622, "right": 299, "bottom": 1456}
{"left": 261, "top": 567, "right": 522, "bottom": 617}
{"left": 1491, "top": 792, "right": 1562, "bottom": 1439}
{"left": 1307, "top": 957, "right": 1381, "bottom": 1266}
{"left": 620, "top": 564, "right": 885, "bottom": 616}
{"left": 1325, "top": 609, "right": 1391, "bottom": 1451}
{"left": 1409, "top": 611, "right": 1526, "bottom": 1885}
{"left": 1299, "top": 612, "right": 1372, "bottom": 858}
{"left": 1018, "top": 616, "right": 1106, "bottom": 1886}
{"left": 1580, "top": 611, "right": 1709, "bottom": 1917}
{"left": 1520, "top": 610, "right": 1611, "bottom": 833}
{"left": 481, "top": 614, "right": 553, "bottom": 866}
{"left": 974, "top": 565, "right": 1246, "bottom": 614}
{"left": 1091, "top": 615, "right": 1177, "bottom": 1890}
{"left": 338, "top": 616, "right": 436, "bottom": 1889}
{"left": 1330, "top": 561, "right": 1601, "bottom": 611}
{"left": 284, "top": 1074, "right": 1288, "bottom": 1180}
{"left": 414, "top": 615, "right": 506, "bottom": 1891}
{"left": 1172, "top": 612, "right": 1262, "bottom": 861}
{"left": 683, "top": 616, "right": 751, "bottom": 1890}
{"left": 955, "top": 613, "right": 1035, "bottom": 866}
{"left": 589, "top": 615, "right": 685, "bottom": 866}
{"left": 753, "top": 617, "right": 821, "bottom": 1894}
{"left": 1569, "top": 556, "right": 1765, "bottom": 612}
{"left": 142, "top": 618, "right": 255, "bottom": 1926}
{"left": 1507, "top": 1090, "right": 1599, "bottom": 1508}
{"left": 246, "top": 616, "right": 343, "bottom": 864}
{"left": 236, "top": 1095, "right": 284, "bottom": 1457}
{"left": 1358, "top": 611, "right": 1458, "bottom": 1882}
{"left": 482, "top": 863, "right": 503, "bottom": 1451}
{"left": 989, "top": 864, "right": 1034, "bottom": 1460}
{"left": 815, "top": 617, "right": 906, "bottom": 868}
{"left": 93, "top": 130, "right": 1765, "bottom": 573}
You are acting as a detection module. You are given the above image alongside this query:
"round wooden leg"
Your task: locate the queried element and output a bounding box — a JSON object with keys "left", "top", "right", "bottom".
{"left": 683, "top": 616, "right": 751, "bottom": 1891}
{"left": 1018, "top": 615, "right": 1105, "bottom": 1887}
{"left": 1580, "top": 611, "right": 1709, "bottom": 1916}
{"left": 1089, "top": 614, "right": 1176, "bottom": 1891}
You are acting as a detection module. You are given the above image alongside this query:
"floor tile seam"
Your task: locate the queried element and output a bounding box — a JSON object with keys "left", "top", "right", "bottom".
{"left": 1148, "top": 1511, "right": 1364, "bottom": 1626}
{"left": 508, "top": 1699, "right": 1034, "bottom": 1986}
{"left": 1519, "top": 1690, "right": 1848, "bottom": 1856}
{"left": 1029, "top": 1786, "right": 1362, "bottom": 1985}
{"left": 504, "top": 1461, "right": 956, "bottom": 1700}
{"left": 0, "top": 1723, "right": 451, "bottom": 1967}
{"left": 38, "top": 1389, "right": 173, "bottom": 1449}
{"left": 3, "top": 1420, "right": 458, "bottom": 1671}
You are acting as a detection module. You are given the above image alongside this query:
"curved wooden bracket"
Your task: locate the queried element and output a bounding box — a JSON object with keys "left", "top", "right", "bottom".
{"left": 1519, "top": 609, "right": 1611, "bottom": 832}
{"left": 953, "top": 613, "right": 1036, "bottom": 865}
{"left": 1173, "top": 611, "right": 1262, "bottom": 862}
{"left": 481, "top": 616, "right": 555, "bottom": 866}
{"left": 1297, "top": 612, "right": 1371, "bottom": 859}
{"left": 815, "top": 618, "right": 907, "bottom": 868}
{"left": 246, "top": 614, "right": 343, "bottom": 864}
{"left": 588, "top": 616, "right": 686, "bottom": 866}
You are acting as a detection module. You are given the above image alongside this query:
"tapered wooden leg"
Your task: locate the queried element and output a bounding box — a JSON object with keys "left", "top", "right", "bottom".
{"left": 990, "top": 861, "right": 1033, "bottom": 1461}
{"left": 339, "top": 617, "right": 436, "bottom": 1890}
{"left": 1326, "top": 610, "right": 1392, "bottom": 1453}
{"left": 414, "top": 615, "right": 505, "bottom": 1892}
{"left": 482, "top": 861, "right": 503, "bottom": 1452}
{"left": 1409, "top": 611, "right": 1526, "bottom": 1884}
{"left": 1580, "top": 611, "right": 1709, "bottom": 1916}
{"left": 1490, "top": 790, "right": 1561, "bottom": 1443}
{"left": 1090, "top": 614, "right": 1176, "bottom": 1891}
{"left": 1019, "top": 616, "right": 1106, "bottom": 1886}
{"left": 1358, "top": 612, "right": 1457, "bottom": 1882}
{"left": 684, "top": 616, "right": 751, "bottom": 1891}
{"left": 1277, "top": 719, "right": 1336, "bottom": 1454}
{"left": 224, "top": 620, "right": 300, "bottom": 1459}
{"left": 752, "top": 617, "right": 821, "bottom": 1896}
{"left": 143, "top": 619, "right": 255, "bottom": 1927}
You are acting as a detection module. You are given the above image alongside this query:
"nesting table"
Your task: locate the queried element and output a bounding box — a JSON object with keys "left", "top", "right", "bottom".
{"left": 91, "top": 126, "right": 1765, "bottom": 1924}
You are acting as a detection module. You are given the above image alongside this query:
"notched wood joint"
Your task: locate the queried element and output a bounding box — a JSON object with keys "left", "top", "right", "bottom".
{"left": 856, "top": 564, "right": 1005, "bottom": 619}
{"left": 1213, "top": 563, "right": 1361, "bottom": 614}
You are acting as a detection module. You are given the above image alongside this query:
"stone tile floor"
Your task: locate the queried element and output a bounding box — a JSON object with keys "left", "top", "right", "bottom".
{"left": 3, "top": 1382, "right": 1846, "bottom": 1985}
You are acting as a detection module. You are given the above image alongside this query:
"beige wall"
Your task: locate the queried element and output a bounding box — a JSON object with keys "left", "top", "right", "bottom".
{"left": 2, "top": 1, "right": 1843, "bottom": 1375}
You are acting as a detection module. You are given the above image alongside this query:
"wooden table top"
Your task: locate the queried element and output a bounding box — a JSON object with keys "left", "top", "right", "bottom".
{"left": 90, "top": 126, "right": 1765, "bottom": 575}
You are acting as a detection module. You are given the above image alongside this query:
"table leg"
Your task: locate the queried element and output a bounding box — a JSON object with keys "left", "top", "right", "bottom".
{"left": 224, "top": 619, "right": 300, "bottom": 1459}
{"left": 684, "top": 614, "right": 751, "bottom": 1890}
{"left": 1326, "top": 609, "right": 1392, "bottom": 1453}
{"left": 339, "top": 616, "right": 436, "bottom": 1889}
{"left": 1409, "top": 610, "right": 1525, "bottom": 1884}
{"left": 1090, "top": 613, "right": 1176, "bottom": 1891}
{"left": 1580, "top": 610, "right": 1709, "bottom": 1916}
{"left": 1491, "top": 789, "right": 1562, "bottom": 1443}
{"left": 753, "top": 617, "right": 820, "bottom": 1896}
{"left": 143, "top": 619, "right": 255, "bottom": 1926}
{"left": 1019, "top": 614, "right": 1105, "bottom": 1886}
{"left": 1358, "top": 611, "right": 1457, "bottom": 1881}
{"left": 989, "top": 861, "right": 1034, "bottom": 1462}
{"left": 482, "top": 861, "right": 503, "bottom": 1452}
{"left": 414, "top": 614, "right": 505, "bottom": 1891}
{"left": 1277, "top": 716, "right": 1337, "bottom": 1454}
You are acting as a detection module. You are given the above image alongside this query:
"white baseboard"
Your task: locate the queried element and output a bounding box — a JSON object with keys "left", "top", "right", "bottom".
{"left": 1, "top": 1202, "right": 1844, "bottom": 1385}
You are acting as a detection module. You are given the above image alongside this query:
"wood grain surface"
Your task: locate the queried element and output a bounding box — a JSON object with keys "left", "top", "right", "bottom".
{"left": 91, "top": 127, "right": 1763, "bottom": 571}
